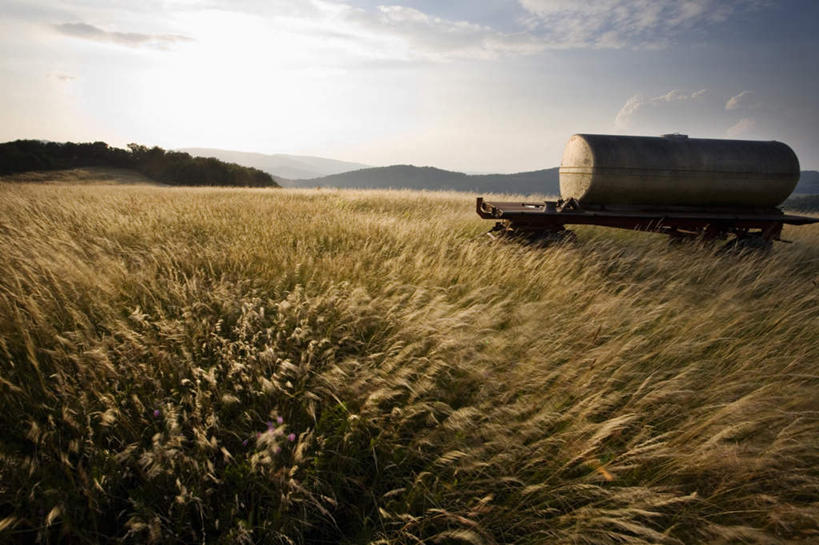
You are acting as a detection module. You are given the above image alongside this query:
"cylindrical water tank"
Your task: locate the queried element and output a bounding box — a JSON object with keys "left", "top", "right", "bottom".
{"left": 559, "top": 134, "right": 800, "bottom": 208}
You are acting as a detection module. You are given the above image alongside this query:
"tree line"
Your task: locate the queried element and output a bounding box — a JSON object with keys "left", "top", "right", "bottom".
{"left": 0, "top": 140, "right": 279, "bottom": 187}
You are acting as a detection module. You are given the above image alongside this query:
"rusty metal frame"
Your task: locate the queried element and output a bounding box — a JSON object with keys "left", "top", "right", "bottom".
{"left": 476, "top": 197, "right": 818, "bottom": 242}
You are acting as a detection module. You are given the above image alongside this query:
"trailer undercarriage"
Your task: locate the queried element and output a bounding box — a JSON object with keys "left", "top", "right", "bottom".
{"left": 476, "top": 197, "right": 818, "bottom": 248}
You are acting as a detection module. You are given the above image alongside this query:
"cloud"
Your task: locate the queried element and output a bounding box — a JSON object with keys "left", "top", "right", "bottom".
{"left": 357, "top": 5, "right": 555, "bottom": 60}
{"left": 518, "top": 0, "right": 765, "bottom": 48}
{"left": 49, "top": 72, "right": 76, "bottom": 82}
{"left": 726, "top": 117, "right": 756, "bottom": 137}
{"left": 53, "top": 22, "right": 193, "bottom": 50}
{"left": 725, "top": 90, "right": 756, "bottom": 110}
{"left": 41, "top": 0, "right": 773, "bottom": 68}
{"left": 127, "top": 0, "right": 774, "bottom": 64}
{"left": 328, "top": 0, "right": 768, "bottom": 59}
{"left": 223, "top": 0, "right": 548, "bottom": 62}
{"left": 370, "top": 6, "right": 500, "bottom": 60}
{"left": 615, "top": 89, "right": 708, "bottom": 128}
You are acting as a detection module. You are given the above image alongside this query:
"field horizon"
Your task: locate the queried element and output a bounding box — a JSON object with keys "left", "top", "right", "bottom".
{"left": 1, "top": 176, "right": 818, "bottom": 543}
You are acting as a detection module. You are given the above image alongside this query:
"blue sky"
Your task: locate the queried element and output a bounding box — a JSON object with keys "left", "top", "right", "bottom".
{"left": 1, "top": 0, "right": 818, "bottom": 172}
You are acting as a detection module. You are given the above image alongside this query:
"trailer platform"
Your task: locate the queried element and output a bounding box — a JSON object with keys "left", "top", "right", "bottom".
{"left": 476, "top": 197, "right": 819, "bottom": 244}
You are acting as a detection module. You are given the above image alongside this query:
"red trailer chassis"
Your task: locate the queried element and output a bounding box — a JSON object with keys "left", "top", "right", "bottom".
{"left": 476, "top": 197, "right": 818, "bottom": 247}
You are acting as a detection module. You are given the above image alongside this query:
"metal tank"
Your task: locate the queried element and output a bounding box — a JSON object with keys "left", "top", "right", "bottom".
{"left": 559, "top": 134, "right": 800, "bottom": 208}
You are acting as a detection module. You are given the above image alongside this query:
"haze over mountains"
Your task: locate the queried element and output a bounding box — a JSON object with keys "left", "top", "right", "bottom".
{"left": 183, "top": 148, "right": 819, "bottom": 196}
{"left": 286, "top": 165, "right": 562, "bottom": 195}
{"left": 795, "top": 170, "right": 819, "bottom": 194}
{"left": 178, "top": 148, "right": 369, "bottom": 181}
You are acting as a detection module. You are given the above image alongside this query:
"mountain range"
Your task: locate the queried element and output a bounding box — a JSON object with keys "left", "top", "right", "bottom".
{"left": 291, "top": 166, "right": 819, "bottom": 196}
{"left": 283, "top": 165, "right": 561, "bottom": 195}
{"left": 795, "top": 170, "right": 819, "bottom": 194}
{"left": 178, "top": 148, "right": 369, "bottom": 180}
{"left": 182, "top": 148, "right": 819, "bottom": 196}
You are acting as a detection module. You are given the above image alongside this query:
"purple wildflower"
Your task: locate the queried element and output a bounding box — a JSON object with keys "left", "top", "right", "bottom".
{"left": 287, "top": 433, "right": 296, "bottom": 442}
{"left": 153, "top": 409, "right": 160, "bottom": 417}
{"left": 273, "top": 446, "right": 281, "bottom": 454}
{"left": 242, "top": 439, "right": 248, "bottom": 447}
{"left": 266, "top": 421, "right": 274, "bottom": 430}
{"left": 276, "top": 416, "right": 284, "bottom": 424}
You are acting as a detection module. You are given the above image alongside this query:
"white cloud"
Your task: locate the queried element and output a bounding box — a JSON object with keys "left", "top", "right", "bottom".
{"left": 518, "top": 0, "right": 764, "bottom": 48}
{"left": 137, "top": 0, "right": 772, "bottom": 63}
{"left": 49, "top": 72, "right": 76, "bottom": 82}
{"left": 369, "top": 5, "right": 504, "bottom": 60}
{"left": 726, "top": 117, "right": 756, "bottom": 137}
{"left": 236, "top": 1, "right": 550, "bottom": 62}
{"left": 165, "top": 0, "right": 513, "bottom": 62}
{"left": 615, "top": 89, "right": 708, "bottom": 128}
{"left": 725, "top": 90, "right": 755, "bottom": 110}
{"left": 10, "top": 0, "right": 778, "bottom": 68}
{"left": 53, "top": 22, "right": 193, "bottom": 50}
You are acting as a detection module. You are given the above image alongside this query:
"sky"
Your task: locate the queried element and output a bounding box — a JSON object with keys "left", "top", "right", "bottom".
{"left": 1, "top": 0, "right": 818, "bottom": 172}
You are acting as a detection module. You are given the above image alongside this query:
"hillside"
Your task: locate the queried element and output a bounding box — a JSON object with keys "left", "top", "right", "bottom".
{"left": 0, "top": 140, "right": 279, "bottom": 188}
{"left": 795, "top": 169, "right": 819, "bottom": 193}
{"left": 180, "top": 147, "right": 370, "bottom": 180}
{"left": 287, "top": 164, "right": 561, "bottom": 195}
{"left": 0, "top": 166, "right": 158, "bottom": 185}
{"left": 284, "top": 165, "right": 819, "bottom": 197}
{"left": 174, "top": 146, "right": 819, "bottom": 197}
{"left": 1, "top": 182, "right": 817, "bottom": 543}
{"left": 785, "top": 194, "right": 819, "bottom": 211}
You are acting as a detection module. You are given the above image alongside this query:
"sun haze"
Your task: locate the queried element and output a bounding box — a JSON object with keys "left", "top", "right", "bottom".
{"left": 2, "top": 0, "right": 818, "bottom": 171}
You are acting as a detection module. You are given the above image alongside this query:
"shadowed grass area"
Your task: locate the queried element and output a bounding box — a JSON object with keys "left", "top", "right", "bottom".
{"left": 1, "top": 181, "right": 817, "bottom": 544}
{"left": 0, "top": 167, "right": 159, "bottom": 185}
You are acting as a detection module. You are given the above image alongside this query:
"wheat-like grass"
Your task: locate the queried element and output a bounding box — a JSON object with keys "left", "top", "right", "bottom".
{"left": 0, "top": 181, "right": 817, "bottom": 543}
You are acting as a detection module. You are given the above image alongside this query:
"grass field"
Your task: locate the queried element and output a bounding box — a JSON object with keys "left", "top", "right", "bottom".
{"left": 1, "top": 179, "right": 818, "bottom": 544}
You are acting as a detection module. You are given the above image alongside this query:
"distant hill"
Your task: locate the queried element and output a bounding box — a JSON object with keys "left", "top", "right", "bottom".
{"left": 285, "top": 165, "right": 819, "bottom": 198}
{"left": 179, "top": 148, "right": 370, "bottom": 180}
{"left": 784, "top": 194, "right": 819, "bottom": 211}
{"left": 176, "top": 147, "right": 819, "bottom": 197}
{"left": 286, "top": 165, "right": 561, "bottom": 195}
{"left": 795, "top": 170, "right": 819, "bottom": 194}
{"left": 0, "top": 140, "right": 278, "bottom": 188}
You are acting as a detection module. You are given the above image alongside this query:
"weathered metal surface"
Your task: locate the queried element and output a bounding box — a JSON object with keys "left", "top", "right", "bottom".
{"left": 559, "top": 134, "right": 800, "bottom": 208}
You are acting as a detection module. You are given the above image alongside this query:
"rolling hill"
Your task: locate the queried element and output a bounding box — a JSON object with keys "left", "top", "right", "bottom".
{"left": 274, "top": 162, "right": 819, "bottom": 198}
{"left": 0, "top": 140, "right": 277, "bottom": 187}
{"left": 178, "top": 146, "right": 819, "bottom": 196}
{"left": 179, "top": 148, "right": 370, "bottom": 180}
{"left": 795, "top": 170, "right": 819, "bottom": 193}
{"left": 284, "top": 165, "right": 561, "bottom": 195}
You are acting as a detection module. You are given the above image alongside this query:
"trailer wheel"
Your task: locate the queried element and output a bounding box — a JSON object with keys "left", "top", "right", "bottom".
{"left": 486, "top": 226, "right": 576, "bottom": 247}
{"left": 525, "top": 229, "right": 577, "bottom": 247}
{"left": 718, "top": 235, "right": 773, "bottom": 254}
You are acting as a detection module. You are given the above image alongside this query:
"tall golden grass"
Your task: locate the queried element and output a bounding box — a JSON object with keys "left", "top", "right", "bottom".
{"left": 0, "top": 181, "right": 817, "bottom": 544}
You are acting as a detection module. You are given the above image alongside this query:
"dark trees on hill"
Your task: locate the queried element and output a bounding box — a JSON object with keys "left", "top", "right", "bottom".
{"left": 0, "top": 140, "right": 131, "bottom": 174}
{"left": 0, "top": 140, "right": 278, "bottom": 188}
{"left": 125, "top": 144, "right": 275, "bottom": 187}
